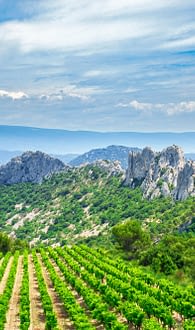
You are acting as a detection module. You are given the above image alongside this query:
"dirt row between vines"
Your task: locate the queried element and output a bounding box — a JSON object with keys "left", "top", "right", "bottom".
{"left": 28, "top": 254, "right": 46, "bottom": 330}
{"left": 48, "top": 253, "right": 106, "bottom": 330}
{"left": 0, "top": 256, "right": 13, "bottom": 294}
{"left": 5, "top": 255, "right": 23, "bottom": 330}
{"left": 0, "top": 252, "right": 104, "bottom": 330}
{"left": 53, "top": 252, "right": 130, "bottom": 329}
{"left": 39, "top": 252, "right": 105, "bottom": 329}
{"left": 37, "top": 254, "right": 74, "bottom": 330}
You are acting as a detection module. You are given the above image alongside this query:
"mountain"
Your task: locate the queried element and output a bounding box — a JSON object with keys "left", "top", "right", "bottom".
{"left": 125, "top": 145, "right": 195, "bottom": 200}
{"left": 0, "top": 151, "right": 67, "bottom": 184}
{"left": 0, "top": 146, "right": 194, "bottom": 168}
{"left": 0, "top": 125, "right": 195, "bottom": 154}
{"left": 69, "top": 145, "right": 141, "bottom": 169}
{"left": 0, "top": 162, "right": 194, "bottom": 248}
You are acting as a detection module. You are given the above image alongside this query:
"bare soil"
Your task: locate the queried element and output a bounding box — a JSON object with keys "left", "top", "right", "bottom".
{"left": 37, "top": 253, "right": 74, "bottom": 330}
{"left": 28, "top": 254, "right": 46, "bottom": 330}
{"left": 0, "top": 256, "right": 13, "bottom": 294}
{"left": 49, "top": 255, "right": 105, "bottom": 330}
{"left": 5, "top": 255, "right": 23, "bottom": 330}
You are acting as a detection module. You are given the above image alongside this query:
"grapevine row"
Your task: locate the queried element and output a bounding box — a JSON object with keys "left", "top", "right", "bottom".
{"left": 19, "top": 250, "right": 30, "bottom": 330}
{"left": 39, "top": 248, "right": 96, "bottom": 330}
{"left": 79, "top": 245, "right": 195, "bottom": 305}
{"left": 57, "top": 247, "right": 167, "bottom": 329}
{"left": 0, "top": 251, "right": 19, "bottom": 329}
{"left": 72, "top": 245, "right": 194, "bottom": 319}
{"left": 0, "top": 251, "right": 11, "bottom": 282}
{"left": 32, "top": 250, "right": 58, "bottom": 330}
{"left": 48, "top": 247, "right": 128, "bottom": 330}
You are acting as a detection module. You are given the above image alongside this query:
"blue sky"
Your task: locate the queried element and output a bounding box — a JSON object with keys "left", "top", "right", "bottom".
{"left": 0, "top": 0, "right": 195, "bottom": 132}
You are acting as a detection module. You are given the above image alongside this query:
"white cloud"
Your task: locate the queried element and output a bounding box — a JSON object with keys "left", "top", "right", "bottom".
{"left": 61, "top": 85, "right": 93, "bottom": 101}
{"left": 37, "top": 85, "right": 104, "bottom": 102}
{"left": 117, "top": 100, "right": 195, "bottom": 115}
{"left": 162, "top": 36, "right": 195, "bottom": 49}
{"left": 0, "top": 19, "right": 153, "bottom": 54}
{"left": 0, "top": 85, "right": 103, "bottom": 103}
{"left": 0, "top": 89, "right": 28, "bottom": 100}
{"left": 1, "top": 0, "right": 191, "bottom": 54}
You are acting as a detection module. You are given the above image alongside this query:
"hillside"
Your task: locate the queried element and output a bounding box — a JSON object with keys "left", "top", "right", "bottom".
{"left": 0, "top": 161, "right": 194, "bottom": 292}
{"left": 70, "top": 145, "right": 141, "bottom": 169}
{"left": 0, "top": 164, "right": 194, "bottom": 246}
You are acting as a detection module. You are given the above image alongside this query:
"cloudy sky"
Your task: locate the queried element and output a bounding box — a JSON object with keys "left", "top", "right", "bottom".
{"left": 0, "top": 0, "right": 195, "bottom": 132}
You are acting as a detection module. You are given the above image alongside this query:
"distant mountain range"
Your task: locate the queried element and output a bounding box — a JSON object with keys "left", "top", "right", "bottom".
{"left": 70, "top": 145, "right": 141, "bottom": 169}
{"left": 0, "top": 146, "right": 195, "bottom": 167}
{"left": 0, "top": 125, "right": 195, "bottom": 155}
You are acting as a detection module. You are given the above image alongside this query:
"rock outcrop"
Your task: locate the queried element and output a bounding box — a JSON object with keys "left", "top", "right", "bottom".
{"left": 0, "top": 151, "right": 67, "bottom": 184}
{"left": 92, "top": 159, "right": 124, "bottom": 176}
{"left": 125, "top": 145, "right": 195, "bottom": 200}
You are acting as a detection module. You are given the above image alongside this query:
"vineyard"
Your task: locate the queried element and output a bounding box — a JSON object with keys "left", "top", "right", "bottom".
{"left": 0, "top": 245, "right": 194, "bottom": 330}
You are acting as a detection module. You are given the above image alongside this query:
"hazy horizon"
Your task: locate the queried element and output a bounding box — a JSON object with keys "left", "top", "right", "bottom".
{"left": 0, "top": 124, "right": 195, "bottom": 134}
{"left": 1, "top": 126, "right": 195, "bottom": 154}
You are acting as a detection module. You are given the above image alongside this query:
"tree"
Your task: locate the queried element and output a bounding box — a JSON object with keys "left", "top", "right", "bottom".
{"left": 112, "top": 220, "right": 151, "bottom": 259}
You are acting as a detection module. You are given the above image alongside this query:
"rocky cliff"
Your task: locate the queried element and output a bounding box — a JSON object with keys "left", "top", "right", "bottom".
{"left": 125, "top": 145, "right": 195, "bottom": 200}
{"left": 0, "top": 151, "right": 67, "bottom": 184}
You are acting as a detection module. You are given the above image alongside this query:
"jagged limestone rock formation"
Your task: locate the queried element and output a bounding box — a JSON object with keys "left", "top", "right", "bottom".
{"left": 81, "top": 159, "right": 124, "bottom": 177}
{"left": 0, "top": 151, "right": 67, "bottom": 184}
{"left": 92, "top": 159, "right": 124, "bottom": 176}
{"left": 125, "top": 145, "right": 195, "bottom": 200}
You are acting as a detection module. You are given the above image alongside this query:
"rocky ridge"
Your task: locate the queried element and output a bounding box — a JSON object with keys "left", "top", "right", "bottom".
{"left": 125, "top": 145, "right": 195, "bottom": 200}
{"left": 0, "top": 151, "right": 67, "bottom": 184}
{"left": 91, "top": 159, "right": 124, "bottom": 176}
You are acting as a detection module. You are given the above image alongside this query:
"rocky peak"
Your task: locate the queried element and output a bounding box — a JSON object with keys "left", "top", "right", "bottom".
{"left": 93, "top": 159, "right": 124, "bottom": 176}
{"left": 125, "top": 145, "right": 195, "bottom": 200}
{"left": 127, "top": 147, "right": 155, "bottom": 187}
{"left": 158, "top": 145, "right": 185, "bottom": 169}
{"left": 0, "top": 151, "right": 67, "bottom": 184}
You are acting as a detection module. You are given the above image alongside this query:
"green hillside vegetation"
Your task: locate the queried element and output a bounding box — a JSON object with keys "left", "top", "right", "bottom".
{"left": 0, "top": 231, "right": 28, "bottom": 255}
{"left": 0, "top": 165, "right": 194, "bottom": 281}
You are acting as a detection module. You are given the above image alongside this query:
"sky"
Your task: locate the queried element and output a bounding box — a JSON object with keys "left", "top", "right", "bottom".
{"left": 0, "top": 0, "right": 195, "bottom": 132}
